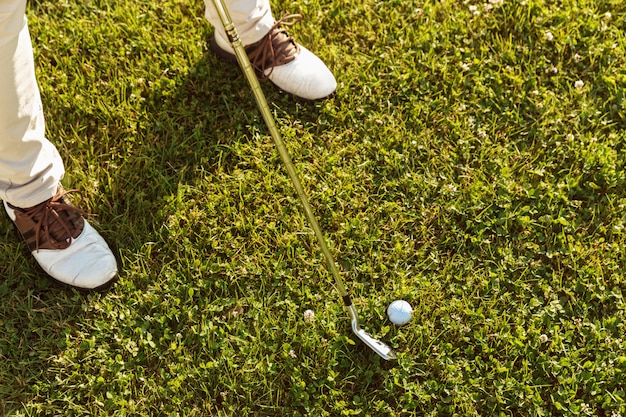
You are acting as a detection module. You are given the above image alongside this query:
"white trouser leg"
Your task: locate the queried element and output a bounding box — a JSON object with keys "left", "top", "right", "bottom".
{"left": 0, "top": 0, "right": 64, "bottom": 208}
{"left": 203, "top": 0, "right": 275, "bottom": 46}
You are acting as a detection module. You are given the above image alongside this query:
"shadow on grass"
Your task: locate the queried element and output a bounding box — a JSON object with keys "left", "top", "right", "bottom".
{"left": 82, "top": 42, "right": 334, "bottom": 286}
{"left": 0, "top": 40, "right": 332, "bottom": 414}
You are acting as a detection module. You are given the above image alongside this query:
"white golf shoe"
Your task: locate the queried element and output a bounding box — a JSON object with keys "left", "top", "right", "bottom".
{"left": 4, "top": 187, "right": 118, "bottom": 291}
{"left": 211, "top": 14, "right": 337, "bottom": 101}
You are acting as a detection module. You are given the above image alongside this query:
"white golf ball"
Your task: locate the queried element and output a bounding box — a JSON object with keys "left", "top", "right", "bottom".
{"left": 387, "top": 300, "right": 413, "bottom": 326}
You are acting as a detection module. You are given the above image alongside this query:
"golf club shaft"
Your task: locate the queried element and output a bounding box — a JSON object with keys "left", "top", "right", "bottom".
{"left": 210, "top": 0, "right": 351, "bottom": 305}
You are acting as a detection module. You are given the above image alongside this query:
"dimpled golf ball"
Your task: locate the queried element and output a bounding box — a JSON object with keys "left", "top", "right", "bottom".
{"left": 387, "top": 300, "right": 413, "bottom": 326}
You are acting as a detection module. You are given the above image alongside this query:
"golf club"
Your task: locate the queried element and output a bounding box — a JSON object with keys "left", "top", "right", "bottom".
{"left": 210, "top": 0, "right": 397, "bottom": 361}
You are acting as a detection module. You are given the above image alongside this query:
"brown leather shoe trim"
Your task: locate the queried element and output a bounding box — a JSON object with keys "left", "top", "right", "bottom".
{"left": 8, "top": 187, "right": 86, "bottom": 252}
{"left": 245, "top": 14, "right": 303, "bottom": 79}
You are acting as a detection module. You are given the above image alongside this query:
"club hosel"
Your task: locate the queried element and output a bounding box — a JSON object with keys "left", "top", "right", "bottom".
{"left": 343, "top": 296, "right": 359, "bottom": 328}
{"left": 346, "top": 304, "right": 359, "bottom": 328}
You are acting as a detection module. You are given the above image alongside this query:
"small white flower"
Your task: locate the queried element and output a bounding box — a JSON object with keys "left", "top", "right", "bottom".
{"left": 566, "top": 133, "right": 575, "bottom": 141}
{"left": 574, "top": 53, "right": 582, "bottom": 62}
{"left": 288, "top": 349, "right": 297, "bottom": 358}
{"left": 303, "top": 309, "right": 315, "bottom": 322}
{"left": 544, "top": 31, "right": 554, "bottom": 41}
{"left": 478, "top": 130, "right": 487, "bottom": 139}
{"left": 575, "top": 80, "right": 584, "bottom": 89}
{"left": 469, "top": 5, "right": 478, "bottom": 11}
{"left": 545, "top": 65, "right": 558, "bottom": 74}
{"left": 604, "top": 12, "right": 612, "bottom": 20}
{"left": 539, "top": 334, "right": 549, "bottom": 343}
{"left": 532, "top": 90, "right": 540, "bottom": 95}
{"left": 462, "top": 62, "right": 471, "bottom": 71}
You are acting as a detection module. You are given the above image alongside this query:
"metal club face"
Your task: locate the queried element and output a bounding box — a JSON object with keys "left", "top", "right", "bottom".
{"left": 348, "top": 305, "right": 397, "bottom": 361}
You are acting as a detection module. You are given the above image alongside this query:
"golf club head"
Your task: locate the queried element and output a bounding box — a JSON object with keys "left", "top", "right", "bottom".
{"left": 348, "top": 305, "right": 397, "bottom": 361}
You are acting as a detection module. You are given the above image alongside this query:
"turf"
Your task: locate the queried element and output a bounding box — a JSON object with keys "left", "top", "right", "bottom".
{"left": 1, "top": 0, "right": 625, "bottom": 415}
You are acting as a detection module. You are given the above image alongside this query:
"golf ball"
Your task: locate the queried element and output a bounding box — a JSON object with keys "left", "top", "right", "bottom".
{"left": 387, "top": 300, "right": 413, "bottom": 326}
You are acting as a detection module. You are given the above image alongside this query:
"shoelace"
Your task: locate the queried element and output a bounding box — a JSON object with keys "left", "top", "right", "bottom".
{"left": 247, "top": 14, "right": 303, "bottom": 79}
{"left": 16, "top": 189, "right": 87, "bottom": 251}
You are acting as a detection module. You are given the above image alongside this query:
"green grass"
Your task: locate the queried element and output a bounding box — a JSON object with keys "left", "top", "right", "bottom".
{"left": 1, "top": 0, "right": 625, "bottom": 415}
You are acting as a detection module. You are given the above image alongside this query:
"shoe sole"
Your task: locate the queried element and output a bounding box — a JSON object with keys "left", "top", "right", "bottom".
{"left": 209, "top": 37, "right": 264, "bottom": 78}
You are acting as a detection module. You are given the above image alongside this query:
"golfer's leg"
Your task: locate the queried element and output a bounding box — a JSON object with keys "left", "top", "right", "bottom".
{"left": 203, "top": 0, "right": 274, "bottom": 46}
{"left": 0, "top": 1, "right": 118, "bottom": 290}
{"left": 0, "top": 0, "right": 63, "bottom": 208}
